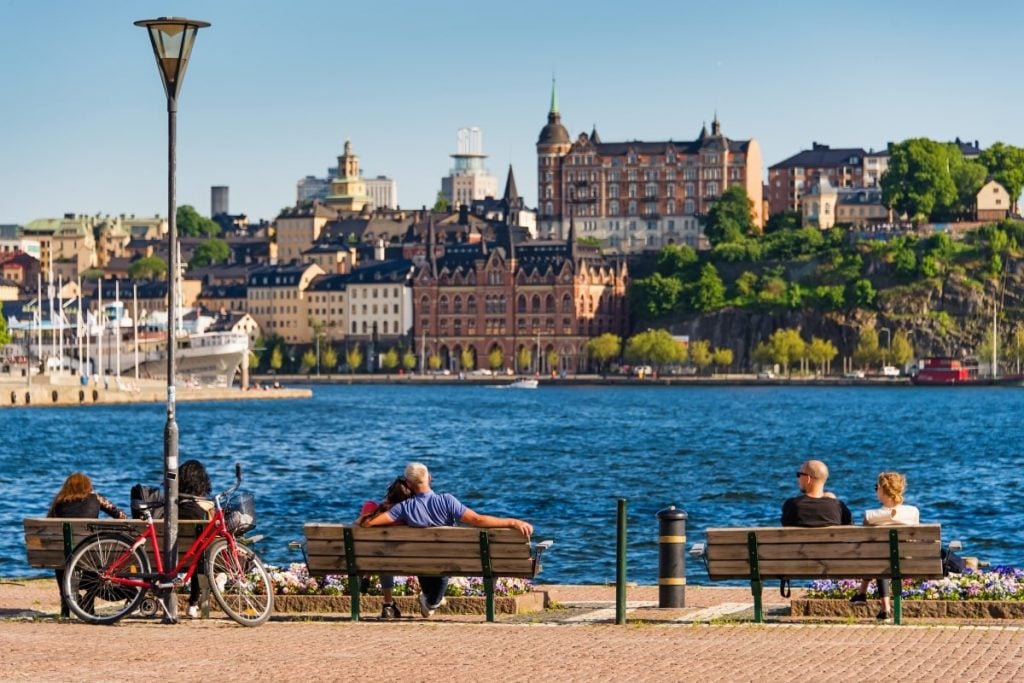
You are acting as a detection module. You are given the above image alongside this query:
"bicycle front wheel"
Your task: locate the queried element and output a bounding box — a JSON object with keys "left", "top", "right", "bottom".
{"left": 63, "top": 533, "right": 149, "bottom": 625}
{"left": 206, "top": 540, "right": 273, "bottom": 626}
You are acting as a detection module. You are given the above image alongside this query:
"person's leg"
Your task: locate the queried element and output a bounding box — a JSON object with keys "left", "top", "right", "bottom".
{"left": 850, "top": 578, "right": 870, "bottom": 604}
{"left": 55, "top": 568, "right": 69, "bottom": 618}
{"left": 418, "top": 576, "right": 444, "bottom": 606}
{"left": 877, "top": 577, "right": 891, "bottom": 617}
{"left": 381, "top": 575, "right": 395, "bottom": 603}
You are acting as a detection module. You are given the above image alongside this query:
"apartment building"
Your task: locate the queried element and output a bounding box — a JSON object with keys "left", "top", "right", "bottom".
{"left": 245, "top": 263, "right": 324, "bottom": 343}
{"left": 768, "top": 143, "right": 867, "bottom": 216}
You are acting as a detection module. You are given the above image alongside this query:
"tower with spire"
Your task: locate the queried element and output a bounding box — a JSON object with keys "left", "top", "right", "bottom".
{"left": 326, "top": 139, "right": 372, "bottom": 212}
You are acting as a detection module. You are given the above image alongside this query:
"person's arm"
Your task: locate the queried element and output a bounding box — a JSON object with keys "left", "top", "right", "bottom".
{"left": 840, "top": 501, "right": 853, "bottom": 525}
{"left": 360, "top": 510, "right": 397, "bottom": 527}
{"left": 96, "top": 493, "right": 128, "bottom": 520}
{"left": 781, "top": 499, "right": 796, "bottom": 526}
{"left": 460, "top": 508, "right": 533, "bottom": 536}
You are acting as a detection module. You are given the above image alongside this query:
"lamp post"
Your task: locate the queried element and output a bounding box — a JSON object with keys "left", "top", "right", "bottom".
{"left": 135, "top": 16, "right": 209, "bottom": 622}
{"left": 880, "top": 327, "right": 891, "bottom": 367}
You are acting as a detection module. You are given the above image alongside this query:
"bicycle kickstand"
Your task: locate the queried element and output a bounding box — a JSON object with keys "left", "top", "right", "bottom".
{"left": 155, "top": 588, "right": 178, "bottom": 625}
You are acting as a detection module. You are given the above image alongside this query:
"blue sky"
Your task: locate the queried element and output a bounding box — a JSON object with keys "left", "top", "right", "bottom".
{"left": 2, "top": 0, "right": 1022, "bottom": 225}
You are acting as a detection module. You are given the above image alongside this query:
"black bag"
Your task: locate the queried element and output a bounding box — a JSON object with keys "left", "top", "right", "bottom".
{"left": 941, "top": 547, "right": 967, "bottom": 576}
{"left": 130, "top": 484, "right": 164, "bottom": 519}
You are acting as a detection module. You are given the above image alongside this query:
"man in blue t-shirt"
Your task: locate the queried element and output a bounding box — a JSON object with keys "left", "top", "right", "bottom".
{"left": 362, "top": 461, "right": 534, "bottom": 617}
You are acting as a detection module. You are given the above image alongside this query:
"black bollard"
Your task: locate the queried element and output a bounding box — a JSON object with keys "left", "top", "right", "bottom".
{"left": 657, "top": 505, "right": 687, "bottom": 608}
{"left": 616, "top": 498, "right": 627, "bottom": 625}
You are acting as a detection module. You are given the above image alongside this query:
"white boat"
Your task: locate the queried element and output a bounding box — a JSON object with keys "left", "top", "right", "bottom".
{"left": 128, "top": 329, "right": 249, "bottom": 387}
{"left": 507, "top": 378, "right": 538, "bottom": 389}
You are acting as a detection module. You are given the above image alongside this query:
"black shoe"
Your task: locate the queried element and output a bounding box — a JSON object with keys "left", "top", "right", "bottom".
{"left": 876, "top": 610, "right": 892, "bottom": 621}
{"left": 849, "top": 593, "right": 868, "bottom": 605}
{"left": 381, "top": 602, "right": 401, "bottom": 619}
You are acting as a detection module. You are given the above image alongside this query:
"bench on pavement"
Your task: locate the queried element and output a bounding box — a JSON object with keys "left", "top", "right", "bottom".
{"left": 23, "top": 518, "right": 207, "bottom": 570}
{"left": 302, "top": 523, "right": 551, "bottom": 622}
{"left": 691, "top": 524, "right": 944, "bottom": 624}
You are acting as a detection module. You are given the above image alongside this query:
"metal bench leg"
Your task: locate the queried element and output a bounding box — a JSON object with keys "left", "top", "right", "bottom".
{"left": 484, "top": 576, "right": 495, "bottom": 623}
{"left": 747, "top": 532, "right": 763, "bottom": 623}
{"left": 889, "top": 529, "right": 902, "bottom": 626}
{"left": 343, "top": 528, "right": 360, "bottom": 621}
{"left": 751, "top": 580, "right": 764, "bottom": 623}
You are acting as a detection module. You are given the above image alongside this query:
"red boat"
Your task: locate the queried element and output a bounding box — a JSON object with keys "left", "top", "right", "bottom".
{"left": 911, "top": 357, "right": 1023, "bottom": 386}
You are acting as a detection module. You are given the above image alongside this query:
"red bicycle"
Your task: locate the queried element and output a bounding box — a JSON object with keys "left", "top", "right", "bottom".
{"left": 61, "top": 464, "right": 273, "bottom": 626}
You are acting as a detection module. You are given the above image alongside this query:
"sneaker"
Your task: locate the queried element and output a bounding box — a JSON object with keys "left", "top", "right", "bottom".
{"left": 186, "top": 605, "right": 199, "bottom": 619}
{"left": 849, "top": 593, "right": 868, "bottom": 605}
{"left": 432, "top": 597, "right": 447, "bottom": 611}
{"left": 380, "top": 602, "right": 401, "bottom": 619}
{"left": 876, "top": 610, "right": 892, "bottom": 621}
{"left": 418, "top": 592, "right": 434, "bottom": 617}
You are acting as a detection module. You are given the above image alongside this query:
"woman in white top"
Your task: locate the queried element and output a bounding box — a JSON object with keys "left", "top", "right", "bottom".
{"left": 849, "top": 472, "right": 920, "bottom": 620}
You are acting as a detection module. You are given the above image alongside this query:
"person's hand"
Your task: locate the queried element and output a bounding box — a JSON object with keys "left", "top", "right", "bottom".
{"left": 509, "top": 519, "right": 533, "bottom": 536}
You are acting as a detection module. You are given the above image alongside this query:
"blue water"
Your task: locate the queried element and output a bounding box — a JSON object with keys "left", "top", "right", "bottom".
{"left": 2, "top": 385, "right": 1022, "bottom": 584}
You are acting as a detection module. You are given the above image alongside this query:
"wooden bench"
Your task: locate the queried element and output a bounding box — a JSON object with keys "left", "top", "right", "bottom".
{"left": 303, "top": 524, "right": 551, "bottom": 622}
{"left": 692, "top": 524, "right": 944, "bottom": 624}
{"left": 24, "top": 518, "right": 207, "bottom": 570}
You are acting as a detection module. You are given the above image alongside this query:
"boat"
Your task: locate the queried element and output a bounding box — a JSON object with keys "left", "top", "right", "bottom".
{"left": 507, "top": 378, "right": 539, "bottom": 389}
{"left": 910, "top": 357, "right": 1023, "bottom": 386}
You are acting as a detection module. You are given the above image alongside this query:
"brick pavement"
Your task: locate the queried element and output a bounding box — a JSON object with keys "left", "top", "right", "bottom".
{"left": 3, "top": 581, "right": 1023, "bottom": 682}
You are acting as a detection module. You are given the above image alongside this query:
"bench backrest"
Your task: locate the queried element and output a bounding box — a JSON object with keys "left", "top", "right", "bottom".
{"left": 303, "top": 524, "right": 537, "bottom": 578}
{"left": 704, "top": 524, "right": 944, "bottom": 580}
{"left": 24, "top": 518, "right": 207, "bottom": 569}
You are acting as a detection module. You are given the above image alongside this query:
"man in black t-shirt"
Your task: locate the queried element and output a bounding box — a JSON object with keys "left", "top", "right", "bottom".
{"left": 781, "top": 460, "right": 852, "bottom": 527}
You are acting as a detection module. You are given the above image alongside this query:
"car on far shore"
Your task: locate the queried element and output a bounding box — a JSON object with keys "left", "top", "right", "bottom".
{"left": 881, "top": 365, "right": 900, "bottom": 377}
{"left": 844, "top": 370, "right": 866, "bottom": 379}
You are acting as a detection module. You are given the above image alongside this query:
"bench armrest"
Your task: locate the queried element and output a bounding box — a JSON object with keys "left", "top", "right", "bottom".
{"left": 688, "top": 542, "right": 705, "bottom": 558}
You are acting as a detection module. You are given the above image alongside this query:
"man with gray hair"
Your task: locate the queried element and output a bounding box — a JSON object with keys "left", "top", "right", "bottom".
{"left": 362, "top": 461, "right": 534, "bottom": 617}
{"left": 782, "top": 459, "right": 852, "bottom": 527}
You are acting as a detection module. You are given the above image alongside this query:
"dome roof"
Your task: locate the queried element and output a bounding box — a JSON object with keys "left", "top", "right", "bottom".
{"left": 538, "top": 112, "right": 570, "bottom": 147}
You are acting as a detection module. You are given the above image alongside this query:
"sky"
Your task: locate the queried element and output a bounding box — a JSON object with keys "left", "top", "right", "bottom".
{"left": 2, "top": 0, "right": 1023, "bottom": 226}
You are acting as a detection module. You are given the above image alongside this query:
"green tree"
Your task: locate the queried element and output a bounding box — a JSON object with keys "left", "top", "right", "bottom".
{"left": 517, "top": 346, "right": 533, "bottom": 373}
{"left": 656, "top": 243, "right": 697, "bottom": 277}
{"left": 269, "top": 346, "right": 283, "bottom": 372}
{"left": 890, "top": 330, "right": 914, "bottom": 367}
{"left": 950, "top": 159, "right": 989, "bottom": 218}
{"left": 300, "top": 349, "right": 316, "bottom": 373}
{"left": 428, "top": 353, "right": 442, "bottom": 371}
{"left": 624, "top": 329, "right": 686, "bottom": 371}
{"left": 702, "top": 185, "right": 754, "bottom": 245}
{"left": 711, "top": 347, "right": 733, "bottom": 373}
{"left": 734, "top": 271, "right": 758, "bottom": 301}
{"left": 763, "top": 210, "right": 802, "bottom": 234}
{"left": 176, "top": 204, "right": 221, "bottom": 238}
{"left": 459, "top": 348, "right": 474, "bottom": 371}
{"left": 248, "top": 351, "right": 259, "bottom": 370}
{"left": 402, "top": 350, "right": 417, "bottom": 372}
{"left": 128, "top": 255, "right": 168, "bottom": 281}
{"left": 381, "top": 348, "right": 399, "bottom": 372}
{"left": 892, "top": 246, "right": 918, "bottom": 279}
{"left": 979, "top": 142, "right": 1024, "bottom": 212}
{"left": 322, "top": 345, "right": 338, "bottom": 371}
{"left": 586, "top": 333, "right": 622, "bottom": 374}
{"left": 432, "top": 190, "right": 450, "bottom": 213}
{"left": 881, "top": 138, "right": 959, "bottom": 222}
{"left": 806, "top": 336, "right": 838, "bottom": 376}
{"left": 488, "top": 347, "right": 504, "bottom": 372}
{"left": 188, "top": 237, "right": 230, "bottom": 269}
{"left": 689, "top": 340, "right": 712, "bottom": 374}
{"left": 853, "top": 328, "right": 881, "bottom": 369}
{"left": 346, "top": 344, "right": 363, "bottom": 374}
{"left": 846, "top": 278, "right": 876, "bottom": 309}
{"left": 630, "top": 273, "right": 683, "bottom": 317}
{"left": 765, "top": 328, "right": 806, "bottom": 376}
{"left": 691, "top": 263, "right": 726, "bottom": 312}
{"left": 546, "top": 349, "right": 559, "bottom": 373}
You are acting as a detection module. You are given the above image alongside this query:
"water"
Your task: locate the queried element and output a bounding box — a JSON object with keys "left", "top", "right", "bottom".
{"left": 3, "top": 385, "right": 1022, "bottom": 585}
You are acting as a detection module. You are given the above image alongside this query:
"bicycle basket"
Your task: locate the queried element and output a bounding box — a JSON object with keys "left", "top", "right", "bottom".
{"left": 224, "top": 491, "right": 256, "bottom": 533}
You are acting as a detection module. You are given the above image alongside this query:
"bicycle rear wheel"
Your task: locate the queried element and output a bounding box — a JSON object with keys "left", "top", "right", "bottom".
{"left": 206, "top": 540, "right": 273, "bottom": 626}
{"left": 62, "top": 533, "right": 149, "bottom": 625}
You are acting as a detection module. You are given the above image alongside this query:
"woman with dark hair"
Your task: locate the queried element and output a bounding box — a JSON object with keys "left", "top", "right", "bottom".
{"left": 48, "top": 472, "right": 128, "bottom": 618}
{"left": 355, "top": 476, "right": 413, "bottom": 619}
{"left": 178, "top": 459, "right": 214, "bottom": 618}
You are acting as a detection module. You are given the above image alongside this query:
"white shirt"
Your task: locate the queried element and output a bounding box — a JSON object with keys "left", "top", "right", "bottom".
{"left": 864, "top": 504, "right": 920, "bottom": 526}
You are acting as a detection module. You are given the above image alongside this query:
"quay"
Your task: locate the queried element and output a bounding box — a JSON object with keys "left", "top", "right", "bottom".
{"left": 1, "top": 580, "right": 1022, "bottom": 681}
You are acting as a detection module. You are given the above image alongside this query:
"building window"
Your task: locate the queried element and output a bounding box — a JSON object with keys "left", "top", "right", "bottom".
{"left": 628, "top": 200, "right": 637, "bottom": 215}
{"left": 609, "top": 200, "right": 619, "bottom": 215}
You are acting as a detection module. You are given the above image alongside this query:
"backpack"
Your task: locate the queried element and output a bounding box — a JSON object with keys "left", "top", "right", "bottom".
{"left": 941, "top": 547, "right": 967, "bottom": 575}
{"left": 130, "top": 484, "right": 164, "bottom": 519}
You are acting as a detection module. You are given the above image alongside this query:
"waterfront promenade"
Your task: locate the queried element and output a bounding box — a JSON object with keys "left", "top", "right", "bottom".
{"left": 2, "top": 580, "right": 1022, "bottom": 681}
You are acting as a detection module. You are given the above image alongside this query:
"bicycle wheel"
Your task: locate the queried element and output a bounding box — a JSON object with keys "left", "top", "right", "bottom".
{"left": 62, "top": 533, "right": 149, "bottom": 625}
{"left": 206, "top": 540, "right": 273, "bottom": 626}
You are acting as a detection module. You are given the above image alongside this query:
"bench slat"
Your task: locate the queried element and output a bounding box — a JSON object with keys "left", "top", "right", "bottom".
{"left": 706, "top": 525, "right": 941, "bottom": 544}
{"left": 306, "top": 556, "right": 536, "bottom": 577}
{"left": 306, "top": 539, "right": 531, "bottom": 560}
{"left": 707, "top": 558, "right": 943, "bottom": 579}
{"left": 304, "top": 524, "right": 527, "bottom": 545}
{"left": 24, "top": 518, "right": 206, "bottom": 568}
{"left": 707, "top": 541, "right": 937, "bottom": 562}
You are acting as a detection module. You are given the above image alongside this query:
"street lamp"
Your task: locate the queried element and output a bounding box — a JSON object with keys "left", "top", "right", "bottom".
{"left": 135, "top": 16, "right": 209, "bottom": 622}
{"left": 880, "top": 327, "right": 891, "bottom": 367}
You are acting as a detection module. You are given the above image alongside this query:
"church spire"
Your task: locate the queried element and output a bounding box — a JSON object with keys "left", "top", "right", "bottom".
{"left": 549, "top": 77, "right": 559, "bottom": 115}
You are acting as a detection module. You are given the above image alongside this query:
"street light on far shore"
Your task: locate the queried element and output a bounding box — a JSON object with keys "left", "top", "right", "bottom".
{"left": 134, "top": 15, "right": 209, "bottom": 623}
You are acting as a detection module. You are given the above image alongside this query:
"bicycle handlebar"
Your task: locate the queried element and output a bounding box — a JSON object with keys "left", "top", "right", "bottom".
{"left": 214, "top": 462, "right": 244, "bottom": 504}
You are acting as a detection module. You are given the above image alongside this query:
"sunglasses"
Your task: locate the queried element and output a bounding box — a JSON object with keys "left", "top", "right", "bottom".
{"left": 796, "top": 471, "right": 811, "bottom": 478}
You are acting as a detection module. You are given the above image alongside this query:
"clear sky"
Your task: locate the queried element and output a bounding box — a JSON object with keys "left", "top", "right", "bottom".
{"left": 2, "top": 0, "right": 1023, "bottom": 225}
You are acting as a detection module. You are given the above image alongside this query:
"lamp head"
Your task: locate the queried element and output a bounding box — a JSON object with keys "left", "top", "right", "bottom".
{"left": 134, "top": 17, "right": 210, "bottom": 101}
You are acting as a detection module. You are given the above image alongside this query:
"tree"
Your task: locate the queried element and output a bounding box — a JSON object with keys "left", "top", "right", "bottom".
{"left": 764, "top": 211, "right": 802, "bottom": 234}
{"left": 853, "top": 328, "right": 881, "bottom": 369}
{"left": 346, "top": 344, "right": 363, "bottom": 374}
{"left": 176, "top": 204, "right": 221, "bottom": 238}
{"left": 488, "top": 348, "right": 503, "bottom": 372}
{"left": 428, "top": 353, "right": 442, "bottom": 371}
{"left": 846, "top": 278, "right": 876, "bottom": 309}
{"left": 128, "top": 255, "right": 167, "bottom": 281}
{"left": 322, "top": 345, "right": 338, "bottom": 371}
{"left": 188, "top": 238, "right": 230, "bottom": 269}
{"left": 979, "top": 142, "right": 1024, "bottom": 212}
{"left": 765, "top": 328, "right": 806, "bottom": 376}
{"left": 300, "top": 349, "right": 316, "bottom": 373}
{"left": 630, "top": 273, "right": 683, "bottom": 317}
{"left": 402, "top": 350, "right": 417, "bottom": 373}
{"left": 890, "top": 330, "right": 914, "bottom": 367}
{"left": 806, "top": 336, "right": 838, "bottom": 376}
{"left": 624, "top": 329, "right": 686, "bottom": 371}
{"left": 950, "top": 159, "right": 988, "bottom": 218}
{"left": 690, "top": 263, "right": 726, "bottom": 312}
{"left": 656, "top": 243, "right": 697, "bottom": 277}
{"left": 459, "top": 348, "right": 475, "bottom": 372}
{"left": 432, "top": 190, "right": 450, "bottom": 213}
{"left": 586, "top": 333, "right": 622, "bottom": 374}
{"left": 546, "top": 349, "right": 559, "bottom": 374}
{"left": 881, "top": 138, "right": 958, "bottom": 222}
{"left": 689, "top": 340, "right": 712, "bottom": 374}
{"left": 248, "top": 351, "right": 259, "bottom": 370}
{"left": 702, "top": 185, "right": 754, "bottom": 246}
{"left": 711, "top": 347, "right": 733, "bottom": 373}
{"left": 0, "top": 312, "right": 9, "bottom": 349}
{"left": 381, "top": 348, "right": 399, "bottom": 372}
{"left": 269, "top": 346, "right": 283, "bottom": 373}
{"left": 517, "top": 347, "right": 532, "bottom": 373}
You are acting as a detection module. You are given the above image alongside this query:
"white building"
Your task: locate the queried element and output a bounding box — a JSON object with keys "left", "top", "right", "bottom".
{"left": 440, "top": 127, "right": 498, "bottom": 209}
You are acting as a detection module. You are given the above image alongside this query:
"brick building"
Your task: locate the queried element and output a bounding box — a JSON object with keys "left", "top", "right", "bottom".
{"left": 767, "top": 143, "right": 867, "bottom": 216}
